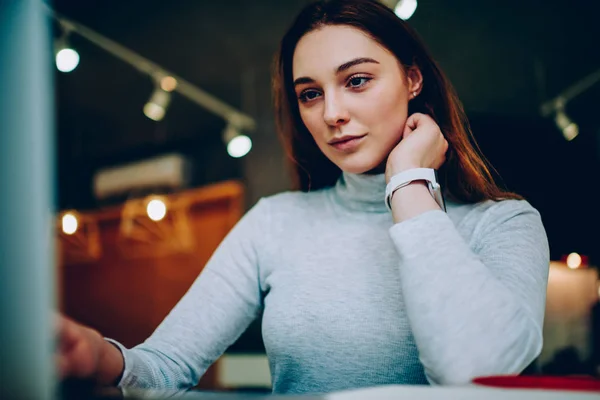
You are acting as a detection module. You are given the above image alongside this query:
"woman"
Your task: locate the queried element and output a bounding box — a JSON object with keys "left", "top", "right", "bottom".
{"left": 57, "top": 0, "right": 549, "bottom": 394}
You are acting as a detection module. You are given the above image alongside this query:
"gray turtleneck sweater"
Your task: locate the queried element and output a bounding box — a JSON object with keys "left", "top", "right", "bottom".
{"left": 107, "top": 173, "right": 550, "bottom": 394}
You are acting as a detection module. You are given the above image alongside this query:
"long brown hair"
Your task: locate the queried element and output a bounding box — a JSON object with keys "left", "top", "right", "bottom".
{"left": 273, "top": 0, "right": 521, "bottom": 203}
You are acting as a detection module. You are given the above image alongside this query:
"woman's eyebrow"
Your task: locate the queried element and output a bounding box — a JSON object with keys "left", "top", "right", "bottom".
{"left": 336, "top": 57, "right": 379, "bottom": 73}
{"left": 293, "top": 76, "right": 314, "bottom": 87}
{"left": 293, "top": 57, "right": 380, "bottom": 87}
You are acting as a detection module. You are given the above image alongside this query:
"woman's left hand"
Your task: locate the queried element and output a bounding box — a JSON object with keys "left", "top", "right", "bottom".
{"left": 385, "top": 113, "right": 448, "bottom": 183}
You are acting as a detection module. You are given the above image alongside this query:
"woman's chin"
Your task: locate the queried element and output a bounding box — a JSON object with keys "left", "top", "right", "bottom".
{"left": 335, "top": 157, "right": 386, "bottom": 175}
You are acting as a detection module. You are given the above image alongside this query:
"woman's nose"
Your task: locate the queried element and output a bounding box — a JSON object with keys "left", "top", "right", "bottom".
{"left": 323, "top": 93, "right": 349, "bottom": 127}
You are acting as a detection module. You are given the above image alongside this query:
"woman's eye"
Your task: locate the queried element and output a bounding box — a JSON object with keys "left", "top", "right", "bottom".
{"left": 348, "top": 76, "right": 371, "bottom": 88}
{"left": 299, "top": 90, "right": 321, "bottom": 103}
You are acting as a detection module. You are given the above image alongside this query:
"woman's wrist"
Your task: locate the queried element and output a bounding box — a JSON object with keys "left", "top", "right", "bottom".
{"left": 385, "top": 162, "right": 421, "bottom": 184}
{"left": 390, "top": 180, "right": 439, "bottom": 223}
{"left": 95, "top": 338, "right": 125, "bottom": 386}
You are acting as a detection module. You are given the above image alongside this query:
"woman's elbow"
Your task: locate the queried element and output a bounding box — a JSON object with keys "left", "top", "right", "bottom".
{"left": 426, "top": 318, "right": 543, "bottom": 386}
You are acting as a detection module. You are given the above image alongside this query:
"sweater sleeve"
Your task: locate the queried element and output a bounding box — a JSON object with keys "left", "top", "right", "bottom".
{"left": 105, "top": 198, "right": 270, "bottom": 390}
{"left": 388, "top": 200, "right": 549, "bottom": 385}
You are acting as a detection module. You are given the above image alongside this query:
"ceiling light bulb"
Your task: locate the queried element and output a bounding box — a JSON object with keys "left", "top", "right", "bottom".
{"left": 395, "top": 0, "right": 418, "bottom": 20}
{"left": 554, "top": 110, "right": 579, "bottom": 141}
{"left": 562, "top": 123, "right": 579, "bottom": 141}
{"left": 227, "top": 135, "right": 252, "bottom": 158}
{"left": 144, "top": 88, "right": 171, "bottom": 121}
{"left": 56, "top": 48, "right": 80, "bottom": 73}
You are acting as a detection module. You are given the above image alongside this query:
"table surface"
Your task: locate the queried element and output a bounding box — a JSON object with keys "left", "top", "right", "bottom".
{"left": 106, "top": 385, "right": 600, "bottom": 400}
{"left": 58, "top": 377, "right": 600, "bottom": 400}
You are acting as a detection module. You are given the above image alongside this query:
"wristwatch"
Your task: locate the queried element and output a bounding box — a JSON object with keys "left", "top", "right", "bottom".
{"left": 385, "top": 168, "right": 446, "bottom": 212}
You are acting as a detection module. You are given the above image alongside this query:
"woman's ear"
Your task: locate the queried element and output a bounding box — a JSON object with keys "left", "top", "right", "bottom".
{"left": 406, "top": 66, "right": 423, "bottom": 96}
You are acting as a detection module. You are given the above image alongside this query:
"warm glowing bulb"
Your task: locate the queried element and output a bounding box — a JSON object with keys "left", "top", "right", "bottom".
{"left": 56, "top": 48, "right": 80, "bottom": 72}
{"left": 227, "top": 135, "right": 252, "bottom": 158}
{"left": 62, "top": 213, "right": 78, "bottom": 235}
{"left": 566, "top": 252, "right": 582, "bottom": 269}
{"left": 395, "top": 0, "right": 418, "bottom": 20}
{"left": 146, "top": 199, "right": 167, "bottom": 221}
{"left": 160, "top": 76, "right": 177, "bottom": 92}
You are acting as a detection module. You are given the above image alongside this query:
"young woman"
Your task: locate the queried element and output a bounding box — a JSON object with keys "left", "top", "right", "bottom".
{"left": 57, "top": 0, "right": 549, "bottom": 394}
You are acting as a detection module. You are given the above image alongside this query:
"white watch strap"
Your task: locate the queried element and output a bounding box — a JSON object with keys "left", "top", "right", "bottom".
{"left": 385, "top": 168, "right": 440, "bottom": 211}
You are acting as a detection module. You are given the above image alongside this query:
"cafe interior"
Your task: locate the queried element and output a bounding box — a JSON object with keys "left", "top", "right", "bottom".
{"left": 1, "top": 0, "right": 599, "bottom": 399}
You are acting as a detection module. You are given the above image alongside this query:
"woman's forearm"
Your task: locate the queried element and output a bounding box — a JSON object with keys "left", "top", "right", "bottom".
{"left": 387, "top": 202, "right": 548, "bottom": 384}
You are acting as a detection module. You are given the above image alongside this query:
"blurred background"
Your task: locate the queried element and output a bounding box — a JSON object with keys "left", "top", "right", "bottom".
{"left": 50, "top": 0, "right": 599, "bottom": 392}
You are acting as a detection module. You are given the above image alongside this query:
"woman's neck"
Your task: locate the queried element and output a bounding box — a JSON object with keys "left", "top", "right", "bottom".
{"left": 363, "top": 160, "right": 387, "bottom": 175}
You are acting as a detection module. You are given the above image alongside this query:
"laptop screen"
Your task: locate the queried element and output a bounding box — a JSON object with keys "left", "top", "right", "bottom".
{"left": 0, "top": 2, "right": 56, "bottom": 399}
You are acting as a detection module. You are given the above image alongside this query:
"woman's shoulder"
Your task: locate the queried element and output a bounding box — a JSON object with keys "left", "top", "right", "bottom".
{"left": 473, "top": 198, "right": 540, "bottom": 221}
{"left": 448, "top": 197, "right": 545, "bottom": 242}
{"left": 449, "top": 197, "right": 540, "bottom": 221}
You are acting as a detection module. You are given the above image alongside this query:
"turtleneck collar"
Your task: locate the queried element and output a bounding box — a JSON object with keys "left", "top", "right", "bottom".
{"left": 331, "top": 171, "right": 388, "bottom": 213}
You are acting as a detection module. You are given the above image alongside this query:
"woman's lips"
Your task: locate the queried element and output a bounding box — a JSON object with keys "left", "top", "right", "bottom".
{"left": 329, "top": 134, "right": 367, "bottom": 151}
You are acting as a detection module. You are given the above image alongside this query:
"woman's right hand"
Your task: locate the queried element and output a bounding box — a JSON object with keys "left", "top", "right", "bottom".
{"left": 56, "top": 314, "right": 104, "bottom": 379}
{"left": 56, "top": 314, "right": 124, "bottom": 385}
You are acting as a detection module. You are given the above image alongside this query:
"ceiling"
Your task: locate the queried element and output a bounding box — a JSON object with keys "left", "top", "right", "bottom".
{"left": 52, "top": 0, "right": 600, "bottom": 262}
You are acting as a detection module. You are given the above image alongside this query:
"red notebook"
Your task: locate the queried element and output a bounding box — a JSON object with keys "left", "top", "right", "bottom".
{"left": 473, "top": 375, "right": 600, "bottom": 392}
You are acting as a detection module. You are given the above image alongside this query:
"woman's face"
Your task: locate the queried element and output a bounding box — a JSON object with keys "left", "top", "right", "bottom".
{"left": 292, "top": 25, "right": 421, "bottom": 174}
